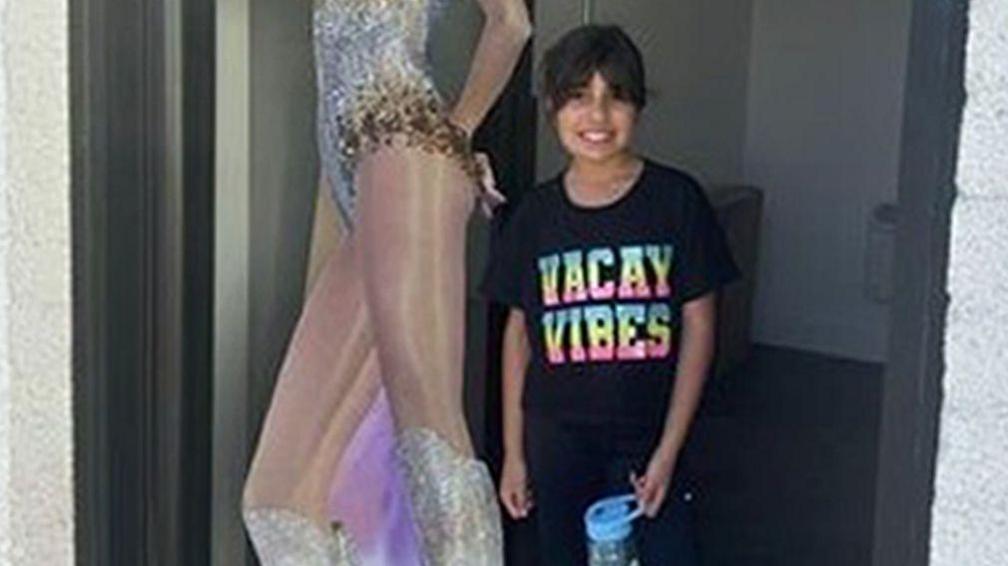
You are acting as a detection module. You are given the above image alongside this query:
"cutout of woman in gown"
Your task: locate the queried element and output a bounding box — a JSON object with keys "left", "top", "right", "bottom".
{"left": 241, "top": 0, "right": 531, "bottom": 564}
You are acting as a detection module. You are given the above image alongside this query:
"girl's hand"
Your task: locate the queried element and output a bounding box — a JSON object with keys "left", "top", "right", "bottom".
{"left": 475, "top": 151, "right": 507, "bottom": 217}
{"left": 499, "top": 455, "right": 533, "bottom": 519}
{"left": 630, "top": 452, "right": 676, "bottom": 518}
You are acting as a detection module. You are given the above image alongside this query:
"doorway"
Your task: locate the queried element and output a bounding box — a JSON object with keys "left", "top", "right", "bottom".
{"left": 70, "top": 0, "right": 963, "bottom": 564}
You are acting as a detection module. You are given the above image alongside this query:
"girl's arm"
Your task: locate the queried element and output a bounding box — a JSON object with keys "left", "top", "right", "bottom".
{"left": 448, "top": 0, "right": 532, "bottom": 135}
{"left": 634, "top": 292, "right": 718, "bottom": 517}
{"left": 499, "top": 307, "right": 533, "bottom": 519}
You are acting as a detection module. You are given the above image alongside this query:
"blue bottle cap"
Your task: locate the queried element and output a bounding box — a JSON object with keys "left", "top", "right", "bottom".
{"left": 584, "top": 494, "right": 644, "bottom": 543}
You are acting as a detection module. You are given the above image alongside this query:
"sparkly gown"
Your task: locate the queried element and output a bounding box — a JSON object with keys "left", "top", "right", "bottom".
{"left": 241, "top": 0, "right": 529, "bottom": 564}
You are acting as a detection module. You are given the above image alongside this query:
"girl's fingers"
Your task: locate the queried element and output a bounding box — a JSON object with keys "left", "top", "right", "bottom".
{"left": 630, "top": 471, "right": 645, "bottom": 490}
{"left": 632, "top": 472, "right": 669, "bottom": 517}
{"left": 502, "top": 485, "right": 532, "bottom": 518}
{"left": 506, "top": 491, "right": 523, "bottom": 518}
{"left": 644, "top": 486, "right": 666, "bottom": 517}
{"left": 511, "top": 492, "right": 526, "bottom": 518}
{"left": 633, "top": 478, "right": 655, "bottom": 516}
{"left": 500, "top": 487, "right": 517, "bottom": 517}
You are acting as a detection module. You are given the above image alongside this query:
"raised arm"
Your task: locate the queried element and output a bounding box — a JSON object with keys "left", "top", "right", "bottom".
{"left": 448, "top": 0, "right": 532, "bottom": 135}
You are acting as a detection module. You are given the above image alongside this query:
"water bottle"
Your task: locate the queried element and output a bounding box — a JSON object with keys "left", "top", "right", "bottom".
{"left": 584, "top": 494, "right": 644, "bottom": 566}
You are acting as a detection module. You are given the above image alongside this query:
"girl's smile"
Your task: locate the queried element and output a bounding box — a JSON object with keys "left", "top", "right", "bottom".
{"left": 555, "top": 72, "right": 638, "bottom": 166}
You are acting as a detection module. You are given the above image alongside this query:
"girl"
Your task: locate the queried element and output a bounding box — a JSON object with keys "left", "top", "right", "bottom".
{"left": 482, "top": 25, "right": 739, "bottom": 565}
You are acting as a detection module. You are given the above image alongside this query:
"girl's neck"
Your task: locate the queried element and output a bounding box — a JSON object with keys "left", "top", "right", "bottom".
{"left": 563, "top": 153, "right": 645, "bottom": 208}
{"left": 568, "top": 153, "right": 641, "bottom": 186}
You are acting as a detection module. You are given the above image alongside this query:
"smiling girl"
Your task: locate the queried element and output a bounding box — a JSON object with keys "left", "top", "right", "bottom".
{"left": 481, "top": 25, "right": 740, "bottom": 564}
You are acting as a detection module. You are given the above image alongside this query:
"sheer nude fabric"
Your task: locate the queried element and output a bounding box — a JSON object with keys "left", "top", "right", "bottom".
{"left": 243, "top": 0, "right": 530, "bottom": 563}
{"left": 304, "top": 174, "right": 344, "bottom": 296}
{"left": 356, "top": 149, "right": 477, "bottom": 455}
{"left": 244, "top": 234, "right": 379, "bottom": 520}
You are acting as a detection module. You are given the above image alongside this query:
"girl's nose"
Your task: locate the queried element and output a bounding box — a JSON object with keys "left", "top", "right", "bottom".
{"left": 588, "top": 97, "right": 609, "bottom": 121}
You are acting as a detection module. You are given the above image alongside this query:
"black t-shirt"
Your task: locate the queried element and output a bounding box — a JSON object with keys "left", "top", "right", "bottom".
{"left": 481, "top": 158, "right": 740, "bottom": 429}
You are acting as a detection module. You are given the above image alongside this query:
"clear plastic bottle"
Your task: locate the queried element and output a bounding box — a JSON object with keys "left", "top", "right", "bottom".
{"left": 584, "top": 494, "right": 644, "bottom": 566}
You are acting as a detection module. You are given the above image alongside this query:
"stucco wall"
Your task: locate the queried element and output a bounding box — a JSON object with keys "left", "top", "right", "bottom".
{"left": 0, "top": 0, "right": 75, "bottom": 563}
{"left": 930, "top": 0, "right": 1008, "bottom": 563}
{"left": 0, "top": 0, "right": 10, "bottom": 555}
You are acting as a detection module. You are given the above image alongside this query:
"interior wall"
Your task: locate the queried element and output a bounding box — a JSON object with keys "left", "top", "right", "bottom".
{"left": 743, "top": 0, "right": 913, "bottom": 361}
{"left": 534, "top": 0, "right": 754, "bottom": 186}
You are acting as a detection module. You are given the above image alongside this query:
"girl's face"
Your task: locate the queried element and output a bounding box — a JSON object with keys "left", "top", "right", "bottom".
{"left": 553, "top": 71, "right": 639, "bottom": 166}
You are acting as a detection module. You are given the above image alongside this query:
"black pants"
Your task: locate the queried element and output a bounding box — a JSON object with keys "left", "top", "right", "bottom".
{"left": 524, "top": 414, "right": 699, "bottom": 566}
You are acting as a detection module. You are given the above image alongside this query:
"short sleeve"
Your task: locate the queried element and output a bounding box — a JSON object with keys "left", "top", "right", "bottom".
{"left": 676, "top": 182, "right": 742, "bottom": 303}
{"left": 479, "top": 203, "right": 531, "bottom": 309}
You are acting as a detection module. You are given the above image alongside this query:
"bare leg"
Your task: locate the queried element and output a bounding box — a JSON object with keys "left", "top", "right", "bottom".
{"left": 356, "top": 147, "right": 502, "bottom": 564}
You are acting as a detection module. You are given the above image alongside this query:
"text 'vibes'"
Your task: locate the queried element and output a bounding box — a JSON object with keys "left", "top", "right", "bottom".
{"left": 537, "top": 244, "right": 678, "bottom": 365}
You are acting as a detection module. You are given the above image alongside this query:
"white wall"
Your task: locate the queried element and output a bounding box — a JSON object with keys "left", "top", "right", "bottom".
{"left": 743, "top": 0, "right": 912, "bottom": 361}
{"left": 534, "top": 0, "right": 754, "bottom": 186}
{"left": 0, "top": 0, "right": 75, "bottom": 563}
{"left": 931, "top": 0, "right": 1008, "bottom": 562}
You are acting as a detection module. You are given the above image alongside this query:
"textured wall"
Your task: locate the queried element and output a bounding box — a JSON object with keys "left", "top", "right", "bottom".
{"left": 0, "top": 0, "right": 9, "bottom": 555}
{"left": 743, "top": 0, "right": 912, "bottom": 361}
{"left": 930, "top": 0, "right": 1008, "bottom": 563}
{"left": 0, "top": 0, "right": 75, "bottom": 563}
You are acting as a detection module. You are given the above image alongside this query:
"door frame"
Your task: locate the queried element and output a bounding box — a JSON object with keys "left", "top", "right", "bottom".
{"left": 71, "top": 0, "right": 215, "bottom": 563}
{"left": 871, "top": 1, "right": 967, "bottom": 564}
{"left": 69, "top": 0, "right": 968, "bottom": 564}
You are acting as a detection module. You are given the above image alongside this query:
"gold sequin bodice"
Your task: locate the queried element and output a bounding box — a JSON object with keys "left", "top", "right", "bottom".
{"left": 313, "top": 0, "right": 482, "bottom": 226}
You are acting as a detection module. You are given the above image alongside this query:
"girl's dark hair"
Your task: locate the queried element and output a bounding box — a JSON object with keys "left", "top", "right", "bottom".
{"left": 539, "top": 25, "right": 647, "bottom": 117}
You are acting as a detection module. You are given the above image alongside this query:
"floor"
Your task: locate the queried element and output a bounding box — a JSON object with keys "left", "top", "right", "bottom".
{"left": 691, "top": 345, "right": 884, "bottom": 566}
